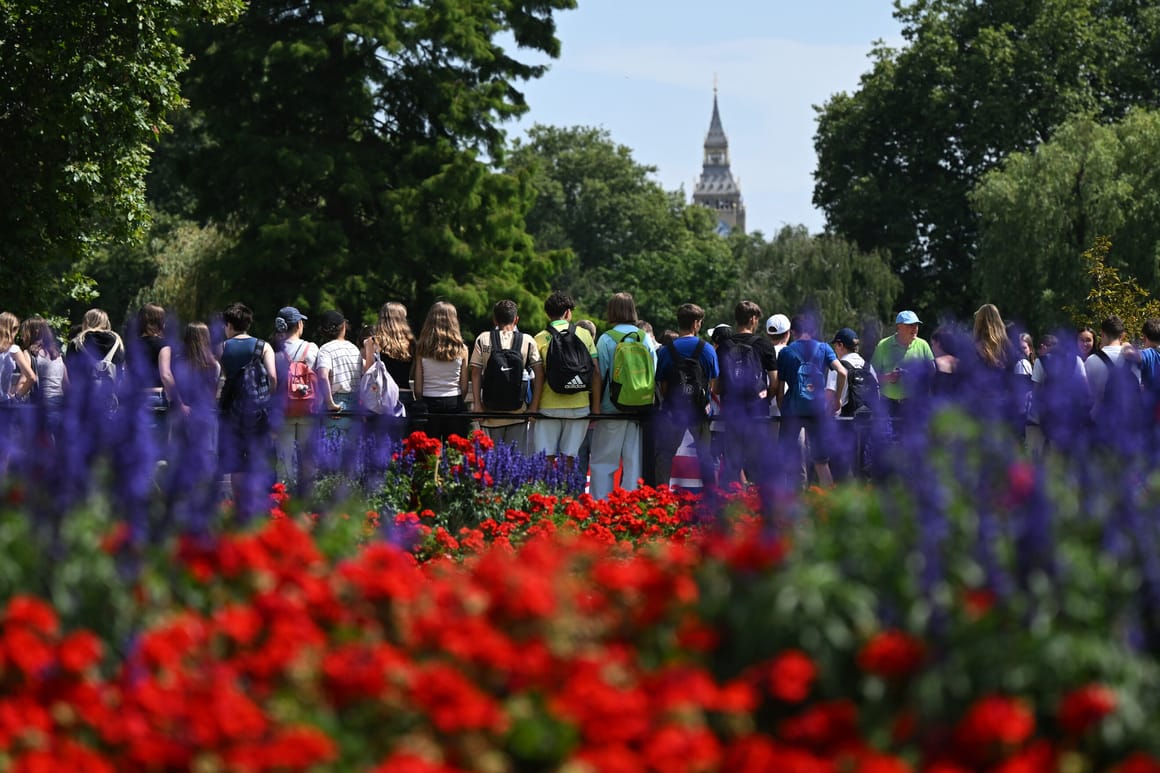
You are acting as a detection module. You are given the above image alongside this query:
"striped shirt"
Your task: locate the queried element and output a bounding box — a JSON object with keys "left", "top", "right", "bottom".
{"left": 316, "top": 339, "right": 362, "bottom": 395}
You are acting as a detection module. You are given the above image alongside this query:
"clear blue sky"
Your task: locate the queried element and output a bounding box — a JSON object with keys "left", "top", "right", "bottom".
{"left": 509, "top": 0, "right": 903, "bottom": 236}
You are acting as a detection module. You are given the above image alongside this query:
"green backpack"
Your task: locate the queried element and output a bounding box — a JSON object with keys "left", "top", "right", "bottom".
{"left": 608, "top": 329, "right": 656, "bottom": 412}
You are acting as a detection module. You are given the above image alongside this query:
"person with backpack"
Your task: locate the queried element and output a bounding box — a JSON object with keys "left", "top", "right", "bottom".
{"left": 363, "top": 301, "right": 416, "bottom": 414}
{"left": 774, "top": 314, "right": 846, "bottom": 489}
{"left": 1085, "top": 315, "right": 1143, "bottom": 448}
{"left": 217, "top": 302, "right": 277, "bottom": 516}
{"left": 829, "top": 327, "right": 878, "bottom": 480}
{"left": 654, "top": 303, "right": 718, "bottom": 490}
{"left": 714, "top": 301, "right": 778, "bottom": 489}
{"left": 530, "top": 291, "right": 600, "bottom": 471}
{"left": 1033, "top": 331, "right": 1091, "bottom": 452}
{"left": 591, "top": 292, "right": 656, "bottom": 500}
{"left": 271, "top": 306, "right": 319, "bottom": 490}
{"left": 65, "top": 308, "right": 126, "bottom": 422}
{"left": 469, "top": 300, "right": 543, "bottom": 453}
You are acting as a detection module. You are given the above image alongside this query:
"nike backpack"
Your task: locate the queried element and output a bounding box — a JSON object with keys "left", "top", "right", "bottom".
{"left": 481, "top": 329, "right": 527, "bottom": 411}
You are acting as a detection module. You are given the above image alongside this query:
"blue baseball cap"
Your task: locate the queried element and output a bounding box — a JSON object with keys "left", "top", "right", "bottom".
{"left": 278, "top": 306, "right": 308, "bottom": 325}
{"left": 895, "top": 310, "right": 922, "bottom": 325}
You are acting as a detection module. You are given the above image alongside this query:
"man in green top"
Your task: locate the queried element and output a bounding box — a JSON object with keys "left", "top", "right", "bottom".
{"left": 871, "top": 310, "right": 935, "bottom": 431}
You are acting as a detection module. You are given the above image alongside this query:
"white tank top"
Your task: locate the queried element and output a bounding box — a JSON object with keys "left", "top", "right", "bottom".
{"left": 421, "top": 357, "right": 463, "bottom": 398}
{"left": 36, "top": 352, "right": 65, "bottom": 399}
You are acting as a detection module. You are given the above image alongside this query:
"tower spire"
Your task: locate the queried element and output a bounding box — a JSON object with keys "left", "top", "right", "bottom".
{"left": 692, "top": 85, "right": 745, "bottom": 234}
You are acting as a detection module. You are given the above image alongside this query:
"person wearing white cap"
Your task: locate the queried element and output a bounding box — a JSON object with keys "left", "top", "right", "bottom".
{"left": 763, "top": 312, "right": 801, "bottom": 481}
{"left": 870, "top": 310, "right": 934, "bottom": 428}
{"left": 764, "top": 313, "right": 792, "bottom": 424}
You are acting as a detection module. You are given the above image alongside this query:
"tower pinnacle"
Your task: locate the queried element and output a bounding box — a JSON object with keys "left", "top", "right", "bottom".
{"left": 692, "top": 88, "right": 745, "bottom": 234}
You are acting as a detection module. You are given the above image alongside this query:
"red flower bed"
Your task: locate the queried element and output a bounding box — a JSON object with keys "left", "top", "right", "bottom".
{"left": 0, "top": 501, "right": 1151, "bottom": 771}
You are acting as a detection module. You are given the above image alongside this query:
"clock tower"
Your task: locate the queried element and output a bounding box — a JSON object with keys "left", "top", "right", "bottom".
{"left": 692, "top": 88, "right": 746, "bottom": 234}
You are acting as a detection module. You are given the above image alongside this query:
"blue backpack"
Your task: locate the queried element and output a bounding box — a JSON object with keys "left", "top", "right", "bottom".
{"left": 792, "top": 341, "right": 827, "bottom": 405}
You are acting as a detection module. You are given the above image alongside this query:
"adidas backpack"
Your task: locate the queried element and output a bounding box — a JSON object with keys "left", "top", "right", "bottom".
{"left": 481, "top": 328, "right": 527, "bottom": 411}
{"left": 663, "top": 339, "right": 709, "bottom": 413}
{"left": 545, "top": 322, "right": 593, "bottom": 395}
{"left": 718, "top": 334, "right": 767, "bottom": 401}
{"left": 608, "top": 329, "right": 655, "bottom": 412}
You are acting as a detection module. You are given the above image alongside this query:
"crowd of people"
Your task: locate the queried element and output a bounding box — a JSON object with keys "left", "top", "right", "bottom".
{"left": 2, "top": 292, "right": 1157, "bottom": 506}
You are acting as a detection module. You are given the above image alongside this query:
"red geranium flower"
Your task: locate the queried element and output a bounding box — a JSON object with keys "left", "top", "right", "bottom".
{"left": 953, "top": 694, "right": 1035, "bottom": 755}
{"left": 857, "top": 630, "right": 926, "bottom": 680}
{"left": 1114, "top": 753, "right": 1160, "bottom": 773}
{"left": 1058, "top": 683, "right": 1117, "bottom": 736}
{"left": 766, "top": 649, "right": 817, "bottom": 703}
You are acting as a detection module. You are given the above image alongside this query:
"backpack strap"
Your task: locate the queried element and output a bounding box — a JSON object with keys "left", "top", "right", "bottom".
{"left": 96, "top": 336, "right": 122, "bottom": 371}
{"left": 1094, "top": 349, "right": 1115, "bottom": 368}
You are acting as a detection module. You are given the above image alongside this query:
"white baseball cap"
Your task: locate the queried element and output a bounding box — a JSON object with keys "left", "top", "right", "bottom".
{"left": 765, "top": 314, "right": 791, "bottom": 335}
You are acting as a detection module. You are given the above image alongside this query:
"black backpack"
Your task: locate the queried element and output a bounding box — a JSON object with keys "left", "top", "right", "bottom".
{"left": 1093, "top": 349, "right": 1144, "bottom": 426}
{"left": 718, "top": 334, "right": 767, "bottom": 401}
{"left": 481, "top": 328, "right": 527, "bottom": 411}
{"left": 841, "top": 359, "right": 880, "bottom": 417}
{"left": 544, "top": 323, "right": 593, "bottom": 395}
{"left": 222, "top": 338, "right": 271, "bottom": 431}
{"left": 663, "top": 339, "right": 709, "bottom": 413}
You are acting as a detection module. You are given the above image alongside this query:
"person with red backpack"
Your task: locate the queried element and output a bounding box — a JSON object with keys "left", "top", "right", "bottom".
{"left": 271, "top": 306, "right": 319, "bottom": 490}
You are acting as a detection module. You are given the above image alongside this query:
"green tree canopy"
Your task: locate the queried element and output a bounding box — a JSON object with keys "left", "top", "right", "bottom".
{"left": 813, "top": 0, "right": 1160, "bottom": 318}
{"left": 712, "top": 225, "right": 901, "bottom": 338}
{"left": 154, "top": 0, "right": 576, "bottom": 332}
{"left": 972, "top": 110, "right": 1160, "bottom": 335}
{"left": 0, "top": 0, "right": 244, "bottom": 317}
{"left": 506, "top": 124, "right": 737, "bottom": 331}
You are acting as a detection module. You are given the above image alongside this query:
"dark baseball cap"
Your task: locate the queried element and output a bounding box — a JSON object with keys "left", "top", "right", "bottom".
{"left": 831, "top": 327, "right": 858, "bottom": 349}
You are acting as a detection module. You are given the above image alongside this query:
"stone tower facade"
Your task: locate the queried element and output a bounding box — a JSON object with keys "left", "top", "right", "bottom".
{"left": 692, "top": 89, "right": 745, "bottom": 234}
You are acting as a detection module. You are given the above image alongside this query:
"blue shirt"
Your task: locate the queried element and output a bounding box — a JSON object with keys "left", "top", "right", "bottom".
{"left": 1140, "top": 347, "right": 1160, "bottom": 394}
{"left": 777, "top": 338, "right": 837, "bottom": 417}
{"left": 656, "top": 336, "right": 720, "bottom": 383}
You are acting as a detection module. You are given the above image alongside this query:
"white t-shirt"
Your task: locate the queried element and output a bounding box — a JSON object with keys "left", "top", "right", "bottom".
{"left": 826, "top": 353, "right": 872, "bottom": 412}
{"left": 1084, "top": 345, "right": 1140, "bottom": 416}
{"left": 769, "top": 342, "right": 787, "bottom": 418}
{"left": 282, "top": 338, "right": 318, "bottom": 369}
